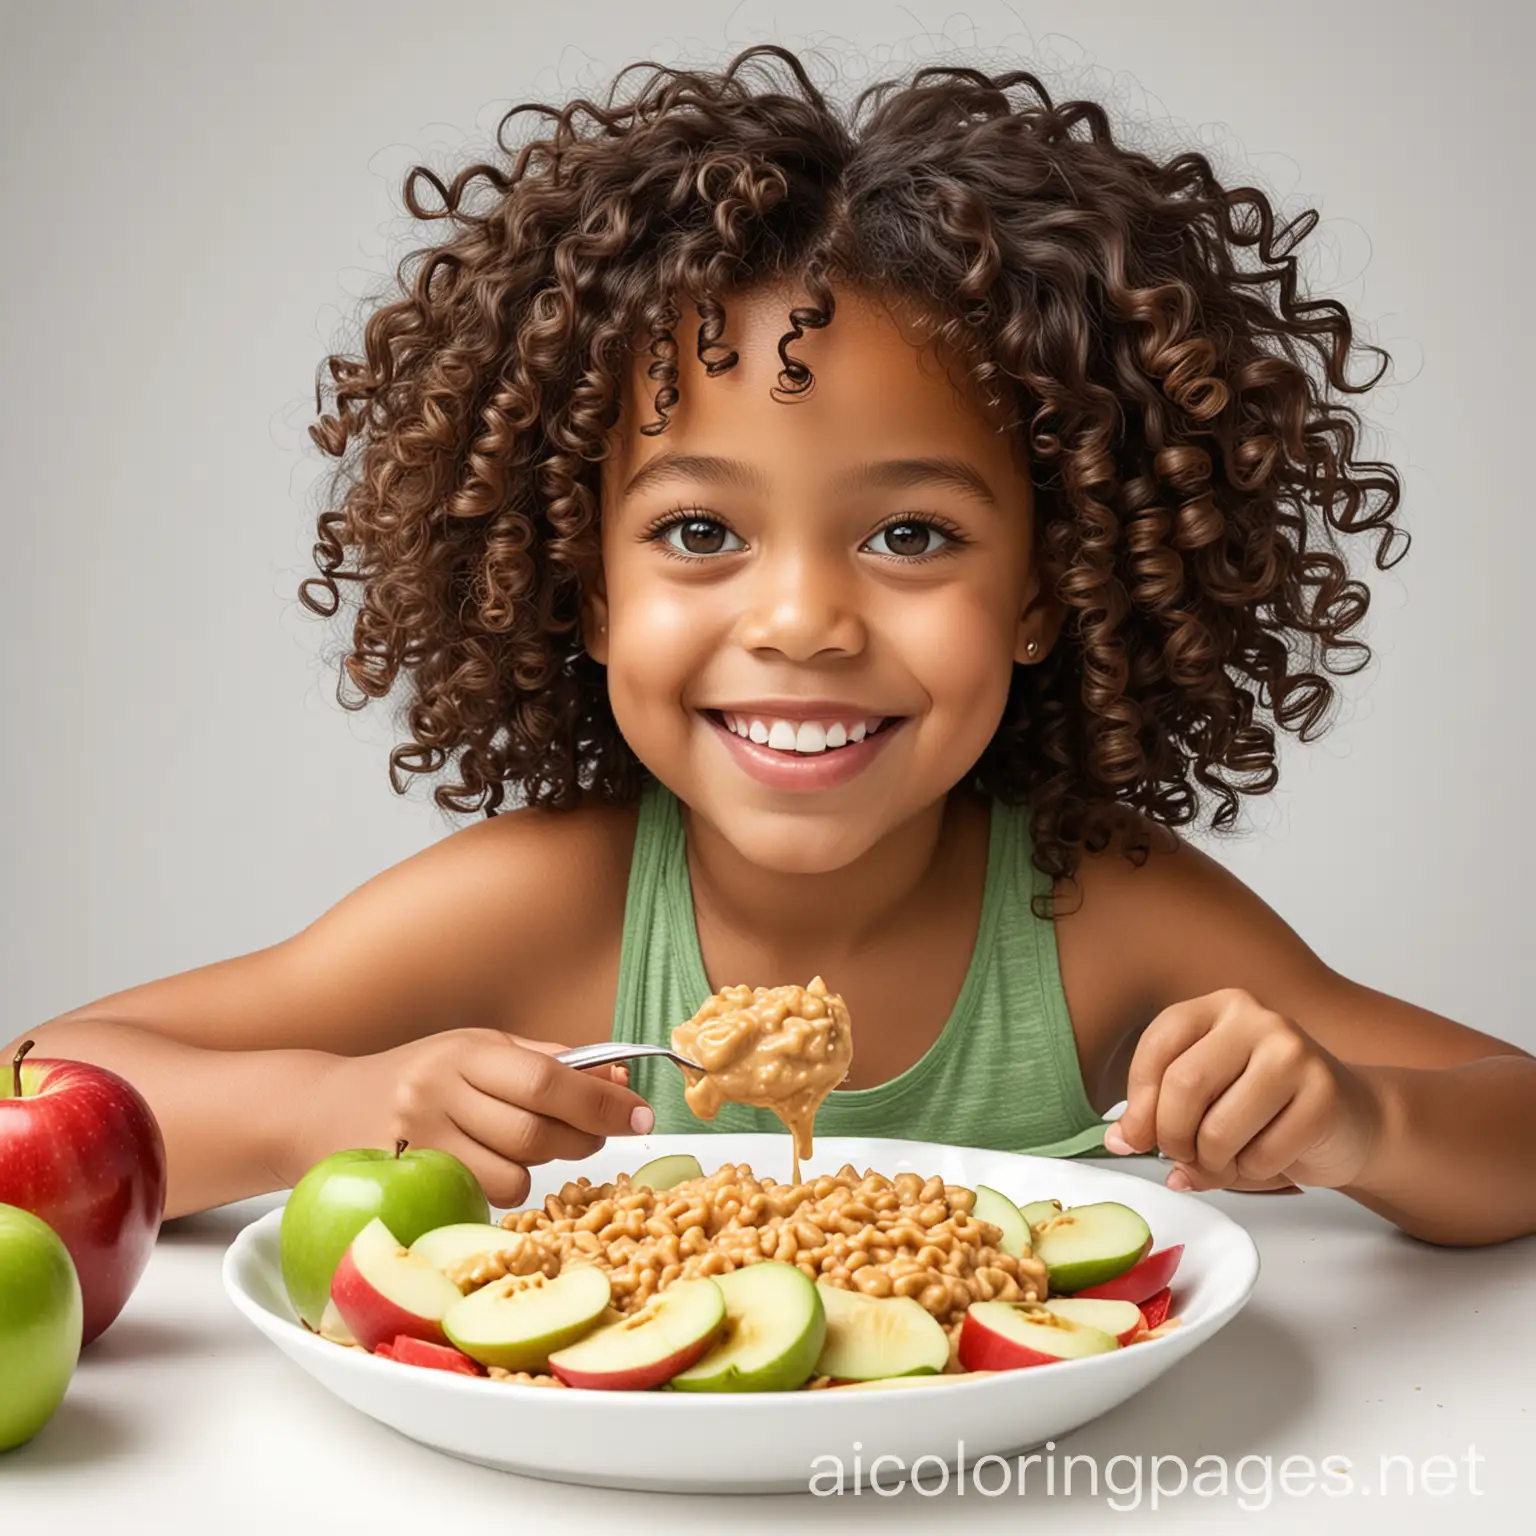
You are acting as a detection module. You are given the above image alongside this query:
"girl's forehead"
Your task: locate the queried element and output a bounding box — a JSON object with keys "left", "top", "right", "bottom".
{"left": 606, "top": 284, "right": 1020, "bottom": 493}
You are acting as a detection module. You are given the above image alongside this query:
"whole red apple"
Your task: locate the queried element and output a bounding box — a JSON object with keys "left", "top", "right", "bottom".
{"left": 0, "top": 1041, "right": 167, "bottom": 1345}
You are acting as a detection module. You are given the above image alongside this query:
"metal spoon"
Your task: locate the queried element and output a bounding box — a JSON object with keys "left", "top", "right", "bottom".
{"left": 554, "top": 1041, "right": 703, "bottom": 1073}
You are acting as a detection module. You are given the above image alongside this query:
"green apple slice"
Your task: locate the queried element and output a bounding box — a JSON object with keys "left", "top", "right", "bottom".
{"left": 669, "top": 1262, "right": 826, "bottom": 1393}
{"left": 1031, "top": 1202, "right": 1152, "bottom": 1294}
{"left": 408, "top": 1223, "right": 523, "bottom": 1272}
{"left": 629, "top": 1154, "right": 704, "bottom": 1191}
{"left": 444, "top": 1264, "right": 612, "bottom": 1371}
{"left": 1018, "top": 1198, "right": 1064, "bottom": 1230}
{"left": 547, "top": 1278, "right": 726, "bottom": 1389}
{"left": 972, "top": 1185, "right": 1031, "bottom": 1258}
{"left": 813, "top": 1284, "right": 949, "bottom": 1381}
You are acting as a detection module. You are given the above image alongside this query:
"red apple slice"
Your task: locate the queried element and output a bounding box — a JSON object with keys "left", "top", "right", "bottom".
{"left": 1043, "top": 1296, "right": 1145, "bottom": 1345}
{"left": 1071, "top": 1244, "right": 1184, "bottom": 1304}
{"left": 444, "top": 1263, "right": 612, "bottom": 1371}
{"left": 547, "top": 1278, "right": 725, "bottom": 1389}
{"left": 330, "top": 1217, "right": 465, "bottom": 1352}
{"left": 316, "top": 1297, "right": 357, "bottom": 1347}
{"left": 381, "top": 1335, "right": 486, "bottom": 1377}
{"left": 958, "top": 1301, "right": 1119, "bottom": 1371}
{"left": 1138, "top": 1287, "right": 1173, "bottom": 1331}
{"left": 1031, "top": 1202, "right": 1152, "bottom": 1294}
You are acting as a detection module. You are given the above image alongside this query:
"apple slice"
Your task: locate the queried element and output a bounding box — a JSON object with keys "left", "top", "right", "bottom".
{"left": 629, "top": 1154, "right": 704, "bottom": 1191}
{"left": 444, "top": 1263, "right": 611, "bottom": 1371}
{"left": 1031, "top": 1202, "right": 1152, "bottom": 1294}
{"left": 1071, "top": 1244, "right": 1184, "bottom": 1305}
{"left": 1018, "top": 1198, "right": 1063, "bottom": 1229}
{"left": 669, "top": 1262, "right": 826, "bottom": 1393}
{"left": 958, "top": 1301, "right": 1119, "bottom": 1370}
{"left": 1043, "top": 1296, "right": 1145, "bottom": 1345}
{"left": 547, "top": 1277, "right": 725, "bottom": 1389}
{"left": 1138, "top": 1287, "right": 1173, "bottom": 1332}
{"left": 972, "top": 1185, "right": 1031, "bottom": 1259}
{"left": 813, "top": 1284, "right": 949, "bottom": 1381}
{"left": 377, "top": 1335, "right": 486, "bottom": 1376}
{"left": 316, "top": 1297, "right": 357, "bottom": 1347}
{"left": 329, "top": 1217, "right": 464, "bottom": 1352}
{"left": 408, "top": 1223, "right": 523, "bottom": 1272}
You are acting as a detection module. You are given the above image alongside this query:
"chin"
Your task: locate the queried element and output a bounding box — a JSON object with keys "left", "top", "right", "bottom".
{"left": 700, "top": 800, "right": 908, "bottom": 875}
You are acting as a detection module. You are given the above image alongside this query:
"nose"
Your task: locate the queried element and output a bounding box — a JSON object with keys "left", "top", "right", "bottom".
{"left": 734, "top": 546, "right": 866, "bottom": 662}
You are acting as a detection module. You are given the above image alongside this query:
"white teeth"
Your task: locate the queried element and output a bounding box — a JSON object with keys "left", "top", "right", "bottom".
{"left": 722, "top": 713, "right": 885, "bottom": 754}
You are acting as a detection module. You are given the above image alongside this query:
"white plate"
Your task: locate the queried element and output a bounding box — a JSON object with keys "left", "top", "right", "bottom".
{"left": 222, "top": 1134, "right": 1258, "bottom": 1494}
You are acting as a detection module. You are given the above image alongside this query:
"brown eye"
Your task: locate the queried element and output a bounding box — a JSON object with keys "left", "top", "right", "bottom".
{"left": 867, "top": 520, "right": 947, "bottom": 558}
{"left": 660, "top": 517, "right": 744, "bottom": 557}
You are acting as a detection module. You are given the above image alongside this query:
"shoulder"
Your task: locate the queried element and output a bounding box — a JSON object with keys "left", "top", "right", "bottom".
{"left": 1053, "top": 810, "right": 1333, "bottom": 1022}
{"left": 405, "top": 790, "right": 642, "bottom": 945}
{"left": 298, "top": 789, "right": 643, "bottom": 1025}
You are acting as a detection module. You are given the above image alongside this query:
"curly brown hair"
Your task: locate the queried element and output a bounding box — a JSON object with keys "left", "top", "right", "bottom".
{"left": 302, "top": 43, "right": 1405, "bottom": 892}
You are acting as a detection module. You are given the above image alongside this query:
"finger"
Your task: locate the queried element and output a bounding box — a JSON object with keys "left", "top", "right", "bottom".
{"left": 449, "top": 1082, "right": 606, "bottom": 1166}
{"left": 431, "top": 1124, "right": 533, "bottom": 1208}
{"left": 1167, "top": 1162, "right": 1301, "bottom": 1193}
{"left": 464, "top": 1037, "right": 653, "bottom": 1138}
{"left": 1231, "top": 1090, "right": 1331, "bottom": 1183}
{"left": 1115, "top": 999, "right": 1224, "bottom": 1153}
{"left": 1188, "top": 1064, "right": 1301, "bottom": 1181}
{"left": 1150, "top": 1031, "right": 1255, "bottom": 1166}
{"left": 512, "top": 1038, "right": 629, "bottom": 1088}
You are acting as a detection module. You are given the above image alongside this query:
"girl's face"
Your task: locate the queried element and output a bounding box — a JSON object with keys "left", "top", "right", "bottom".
{"left": 592, "top": 281, "right": 1054, "bottom": 875}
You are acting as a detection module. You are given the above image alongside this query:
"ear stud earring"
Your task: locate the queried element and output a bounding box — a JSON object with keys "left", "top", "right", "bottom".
{"left": 1025, "top": 638, "right": 1039, "bottom": 658}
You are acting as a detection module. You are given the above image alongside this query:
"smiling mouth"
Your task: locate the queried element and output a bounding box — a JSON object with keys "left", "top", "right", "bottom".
{"left": 701, "top": 710, "right": 901, "bottom": 757}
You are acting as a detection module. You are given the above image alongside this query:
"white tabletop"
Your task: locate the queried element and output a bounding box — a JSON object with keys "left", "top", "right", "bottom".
{"left": 7, "top": 1158, "right": 1529, "bottom": 1533}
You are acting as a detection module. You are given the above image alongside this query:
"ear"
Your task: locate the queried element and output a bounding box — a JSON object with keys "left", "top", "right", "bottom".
{"left": 1013, "top": 561, "right": 1067, "bottom": 666}
{"left": 582, "top": 585, "right": 610, "bottom": 666}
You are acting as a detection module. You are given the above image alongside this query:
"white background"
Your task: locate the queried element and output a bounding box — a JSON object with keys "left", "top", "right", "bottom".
{"left": 2, "top": 0, "right": 1532, "bottom": 1046}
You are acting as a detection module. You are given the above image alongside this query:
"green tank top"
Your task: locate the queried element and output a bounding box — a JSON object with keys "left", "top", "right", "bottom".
{"left": 610, "top": 780, "right": 1108, "bottom": 1159}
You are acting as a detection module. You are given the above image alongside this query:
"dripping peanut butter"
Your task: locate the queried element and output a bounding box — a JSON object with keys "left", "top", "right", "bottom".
{"left": 670, "top": 976, "right": 853, "bottom": 1183}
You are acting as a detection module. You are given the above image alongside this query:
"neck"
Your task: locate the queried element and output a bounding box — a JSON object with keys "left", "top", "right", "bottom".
{"left": 679, "top": 789, "right": 977, "bottom": 957}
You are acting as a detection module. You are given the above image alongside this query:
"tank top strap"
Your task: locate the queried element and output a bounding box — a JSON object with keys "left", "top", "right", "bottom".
{"left": 610, "top": 777, "right": 694, "bottom": 1053}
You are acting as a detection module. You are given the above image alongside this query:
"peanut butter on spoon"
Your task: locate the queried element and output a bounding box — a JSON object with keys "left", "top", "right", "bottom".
{"left": 670, "top": 977, "right": 853, "bottom": 1185}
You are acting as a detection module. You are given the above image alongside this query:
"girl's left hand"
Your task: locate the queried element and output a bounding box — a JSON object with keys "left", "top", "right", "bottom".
{"left": 1103, "top": 988, "right": 1383, "bottom": 1193}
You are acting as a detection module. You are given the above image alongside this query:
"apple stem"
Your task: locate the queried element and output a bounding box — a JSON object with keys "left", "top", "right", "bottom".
{"left": 12, "top": 1039, "right": 35, "bottom": 1099}
{"left": 395, "top": 1139, "right": 408, "bottom": 1159}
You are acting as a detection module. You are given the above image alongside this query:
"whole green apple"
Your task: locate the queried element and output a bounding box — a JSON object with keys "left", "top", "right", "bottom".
{"left": 280, "top": 1142, "right": 488, "bottom": 1330}
{"left": 0, "top": 1203, "right": 83, "bottom": 1451}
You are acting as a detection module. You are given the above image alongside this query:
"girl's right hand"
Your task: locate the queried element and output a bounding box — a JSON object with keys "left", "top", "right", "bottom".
{"left": 301, "top": 1028, "right": 656, "bottom": 1206}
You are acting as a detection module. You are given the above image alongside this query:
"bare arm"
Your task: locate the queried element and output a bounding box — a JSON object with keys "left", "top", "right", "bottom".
{"left": 6, "top": 806, "right": 641, "bottom": 1217}
{"left": 1068, "top": 831, "right": 1535, "bottom": 1245}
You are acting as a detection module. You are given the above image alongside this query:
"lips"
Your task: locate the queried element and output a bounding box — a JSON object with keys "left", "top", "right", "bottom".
{"left": 700, "top": 710, "right": 902, "bottom": 792}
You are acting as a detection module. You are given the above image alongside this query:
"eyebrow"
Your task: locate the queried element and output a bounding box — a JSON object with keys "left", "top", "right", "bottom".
{"left": 621, "top": 452, "right": 999, "bottom": 507}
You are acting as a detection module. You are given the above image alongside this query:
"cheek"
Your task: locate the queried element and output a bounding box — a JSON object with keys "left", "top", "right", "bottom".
{"left": 604, "top": 592, "right": 714, "bottom": 720}
{"left": 894, "top": 593, "right": 1016, "bottom": 726}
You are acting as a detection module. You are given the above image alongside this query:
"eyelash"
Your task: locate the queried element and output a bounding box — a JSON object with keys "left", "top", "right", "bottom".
{"left": 640, "top": 504, "right": 972, "bottom": 563}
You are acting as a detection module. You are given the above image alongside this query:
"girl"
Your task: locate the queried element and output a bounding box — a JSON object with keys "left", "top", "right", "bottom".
{"left": 16, "top": 46, "right": 1533, "bottom": 1244}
